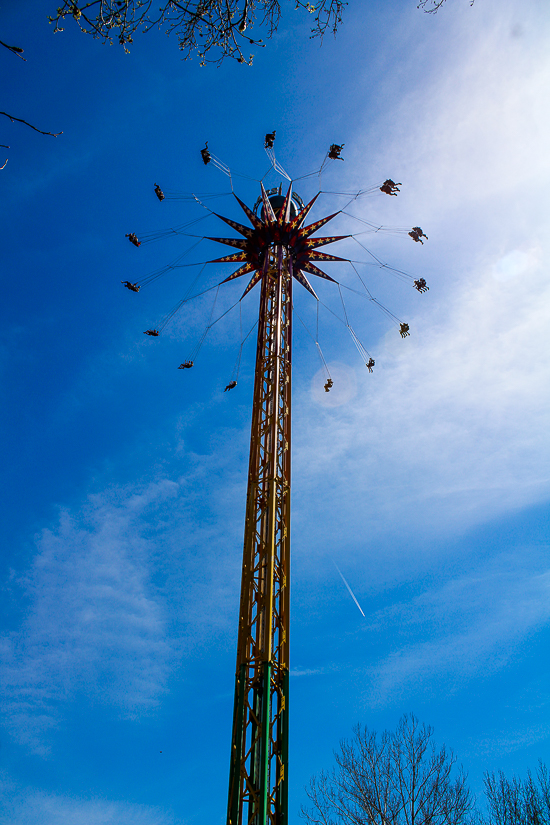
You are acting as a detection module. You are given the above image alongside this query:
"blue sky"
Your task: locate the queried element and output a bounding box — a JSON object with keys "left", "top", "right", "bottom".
{"left": 1, "top": 0, "right": 550, "bottom": 822}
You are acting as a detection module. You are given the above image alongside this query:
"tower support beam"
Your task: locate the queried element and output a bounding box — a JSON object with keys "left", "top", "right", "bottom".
{"left": 227, "top": 249, "right": 292, "bottom": 825}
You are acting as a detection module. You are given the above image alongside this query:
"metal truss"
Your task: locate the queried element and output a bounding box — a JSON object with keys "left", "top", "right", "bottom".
{"left": 227, "top": 249, "right": 292, "bottom": 825}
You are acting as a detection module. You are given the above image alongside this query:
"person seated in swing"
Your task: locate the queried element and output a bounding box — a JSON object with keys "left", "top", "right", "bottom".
{"left": 178, "top": 361, "right": 194, "bottom": 369}
{"left": 121, "top": 280, "right": 140, "bottom": 292}
{"left": 144, "top": 329, "right": 159, "bottom": 337}
{"left": 328, "top": 143, "right": 344, "bottom": 160}
{"left": 264, "top": 131, "right": 276, "bottom": 149}
{"left": 201, "top": 142, "right": 211, "bottom": 165}
{"left": 366, "top": 358, "right": 375, "bottom": 372}
{"left": 414, "top": 277, "right": 429, "bottom": 292}
{"left": 224, "top": 380, "right": 237, "bottom": 392}
{"left": 399, "top": 323, "right": 410, "bottom": 338}
{"left": 126, "top": 232, "right": 141, "bottom": 247}
{"left": 324, "top": 378, "right": 334, "bottom": 392}
{"left": 380, "top": 179, "right": 401, "bottom": 196}
{"left": 409, "top": 226, "right": 428, "bottom": 244}
{"left": 154, "top": 184, "right": 165, "bottom": 201}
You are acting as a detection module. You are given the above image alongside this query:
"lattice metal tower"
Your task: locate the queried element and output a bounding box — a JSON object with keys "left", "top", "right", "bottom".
{"left": 207, "top": 183, "right": 348, "bottom": 825}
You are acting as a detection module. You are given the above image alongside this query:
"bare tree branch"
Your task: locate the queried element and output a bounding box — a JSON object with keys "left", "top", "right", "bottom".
{"left": 48, "top": 0, "right": 346, "bottom": 65}
{"left": 0, "top": 39, "right": 26, "bottom": 60}
{"left": 301, "top": 715, "right": 474, "bottom": 825}
{"left": 483, "top": 762, "right": 550, "bottom": 825}
{"left": 0, "top": 111, "right": 62, "bottom": 137}
{"left": 417, "top": 0, "right": 475, "bottom": 12}
{"left": 2, "top": 41, "right": 63, "bottom": 167}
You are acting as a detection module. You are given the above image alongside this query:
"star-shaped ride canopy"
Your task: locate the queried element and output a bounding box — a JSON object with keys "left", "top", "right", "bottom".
{"left": 207, "top": 183, "right": 349, "bottom": 300}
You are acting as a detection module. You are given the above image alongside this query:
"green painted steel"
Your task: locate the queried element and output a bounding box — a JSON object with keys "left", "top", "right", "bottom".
{"left": 279, "top": 670, "right": 289, "bottom": 825}
{"left": 259, "top": 661, "right": 272, "bottom": 825}
{"left": 227, "top": 664, "right": 246, "bottom": 825}
{"left": 220, "top": 184, "right": 343, "bottom": 825}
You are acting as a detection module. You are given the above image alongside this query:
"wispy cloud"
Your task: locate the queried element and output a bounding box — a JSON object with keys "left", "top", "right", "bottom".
{"left": 1, "top": 435, "right": 252, "bottom": 756}
{"left": 471, "top": 720, "right": 550, "bottom": 760}
{"left": 292, "top": 0, "right": 550, "bottom": 548}
{"left": 352, "top": 0, "right": 550, "bottom": 214}
{"left": 365, "top": 557, "right": 550, "bottom": 702}
{"left": 294, "top": 260, "right": 550, "bottom": 546}
{"left": 0, "top": 775, "right": 178, "bottom": 825}
{"left": 1, "top": 481, "right": 178, "bottom": 753}
{"left": 290, "top": 667, "right": 326, "bottom": 678}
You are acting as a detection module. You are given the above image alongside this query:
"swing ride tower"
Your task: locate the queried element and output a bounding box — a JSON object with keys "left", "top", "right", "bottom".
{"left": 207, "top": 182, "right": 349, "bottom": 825}
{"left": 128, "top": 156, "right": 427, "bottom": 825}
{"left": 226, "top": 230, "right": 292, "bottom": 825}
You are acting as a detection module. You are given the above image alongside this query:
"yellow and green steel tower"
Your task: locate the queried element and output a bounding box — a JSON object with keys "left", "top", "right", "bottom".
{"left": 207, "top": 183, "right": 349, "bottom": 825}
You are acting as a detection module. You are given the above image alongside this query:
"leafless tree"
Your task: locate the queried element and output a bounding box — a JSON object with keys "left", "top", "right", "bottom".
{"left": 48, "top": 0, "right": 346, "bottom": 65}
{"left": 417, "top": 0, "right": 475, "bottom": 12}
{"left": 483, "top": 762, "right": 550, "bottom": 825}
{"left": 301, "top": 714, "right": 474, "bottom": 825}
{"left": 0, "top": 41, "right": 62, "bottom": 169}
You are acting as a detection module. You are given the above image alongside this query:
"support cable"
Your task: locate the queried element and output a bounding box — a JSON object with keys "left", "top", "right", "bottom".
{"left": 144, "top": 267, "right": 251, "bottom": 339}
{"left": 338, "top": 192, "right": 369, "bottom": 211}
{"left": 136, "top": 239, "right": 206, "bottom": 287}
{"left": 264, "top": 146, "right": 292, "bottom": 181}
{"left": 189, "top": 285, "right": 221, "bottom": 361}
{"left": 316, "top": 299, "right": 319, "bottom": 343}
{"left": 155, "top": 265, "right": 212, "bottom": 331}
{"left": 337, "top": 283, "right": 350, "bottom": 326}
{"left": 321, "top": 184, "right": 384, "bottom": 198}
{"left": 230, "top": 316, "right": 259, "bottom": 382}
{"left": 318, "top": 153, "right": 331, "bottom": 175}
{"left": 136, "top": 214, "right": 212, "bottom": 245}
{"left": 186, "top": 285, "right": 242, "bottom": 362}
{"left": 210, "top": 153, "right": 232, "bottom": 178}
{"left": 343, "top": 211, "right": 412, "bottom": 236}
{"left": 316, "top": 295, "right": 374, "bottom": 363}
{"left": 293, "top": 303, "right": 331, "bottom": 379}
{"left": 159, "top": 191, "right": 233, "bottom": 203}
{"left": 337, "top": 283, "right": 373, "bottom": 363}
{"left": 349, "top": 258, "right": 415, "bottom": 284}
{"left": 342, "top": 210, "right": 416, "bottom": 235}
{"left": 293, "top": 167, "right": 326, "bottom": 182}
{"left": 349, "top": 261, "right": 375, "bottom": 299}
{"left": 343, "top": 266, "right": 405, "bottom": 329}
{"left": 206, "top": 148, "right": 269, "bottom": 185}
{"left": 351, "top": 237, "right": 417, "bottom": 282}
{"left": 347, "top": 324, "right": 371, "bottom": 363}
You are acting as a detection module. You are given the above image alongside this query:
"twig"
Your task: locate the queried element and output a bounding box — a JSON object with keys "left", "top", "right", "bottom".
{"left": 0, "top": 112, "right": 62, "bottom": 137}
{"left": 0, "top": 39, "right": 26, "bottom": 60}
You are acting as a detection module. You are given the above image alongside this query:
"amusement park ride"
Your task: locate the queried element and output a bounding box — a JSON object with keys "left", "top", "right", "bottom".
{"left": 123, "top": 136, "right": 428, "bottom": 825}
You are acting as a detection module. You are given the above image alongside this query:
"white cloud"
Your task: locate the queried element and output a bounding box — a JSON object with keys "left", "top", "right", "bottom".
{"left": 0, "top": 436, "right": 252, "bottom": 756}
{"left": 290, "top": 667, "right": 326, "bottom": 678}
{"left": 1, "top": 481, "right": 177, "bottom": 753}
{"left": 294, "top": 256, "right": 550, "bottom": 547}
{"left": 471, "top": 720, "right": 550, "bottom": 759}
{"left": 0, "top": 778, "right": 178, "bottom": 825}
{"left": 291, "top": 0, "right": 550, "bottom": 548}
{"left": 492, "top": 249, "right": 540, "bottom": 284}
{"left": 357, "top": 0, "right": 550, "bottom": 211}
{"left": 366, "top": 558, "right": 550, "bottom": 703}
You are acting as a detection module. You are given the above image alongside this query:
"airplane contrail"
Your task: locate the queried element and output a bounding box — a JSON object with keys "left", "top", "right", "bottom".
{"left": 332, "top": 560, "right": 366, "bottom": 618}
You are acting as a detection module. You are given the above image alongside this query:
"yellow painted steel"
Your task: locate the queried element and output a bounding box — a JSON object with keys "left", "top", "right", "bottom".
{"left": 227, "top": 251, "right": 291, "bottom": 825}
